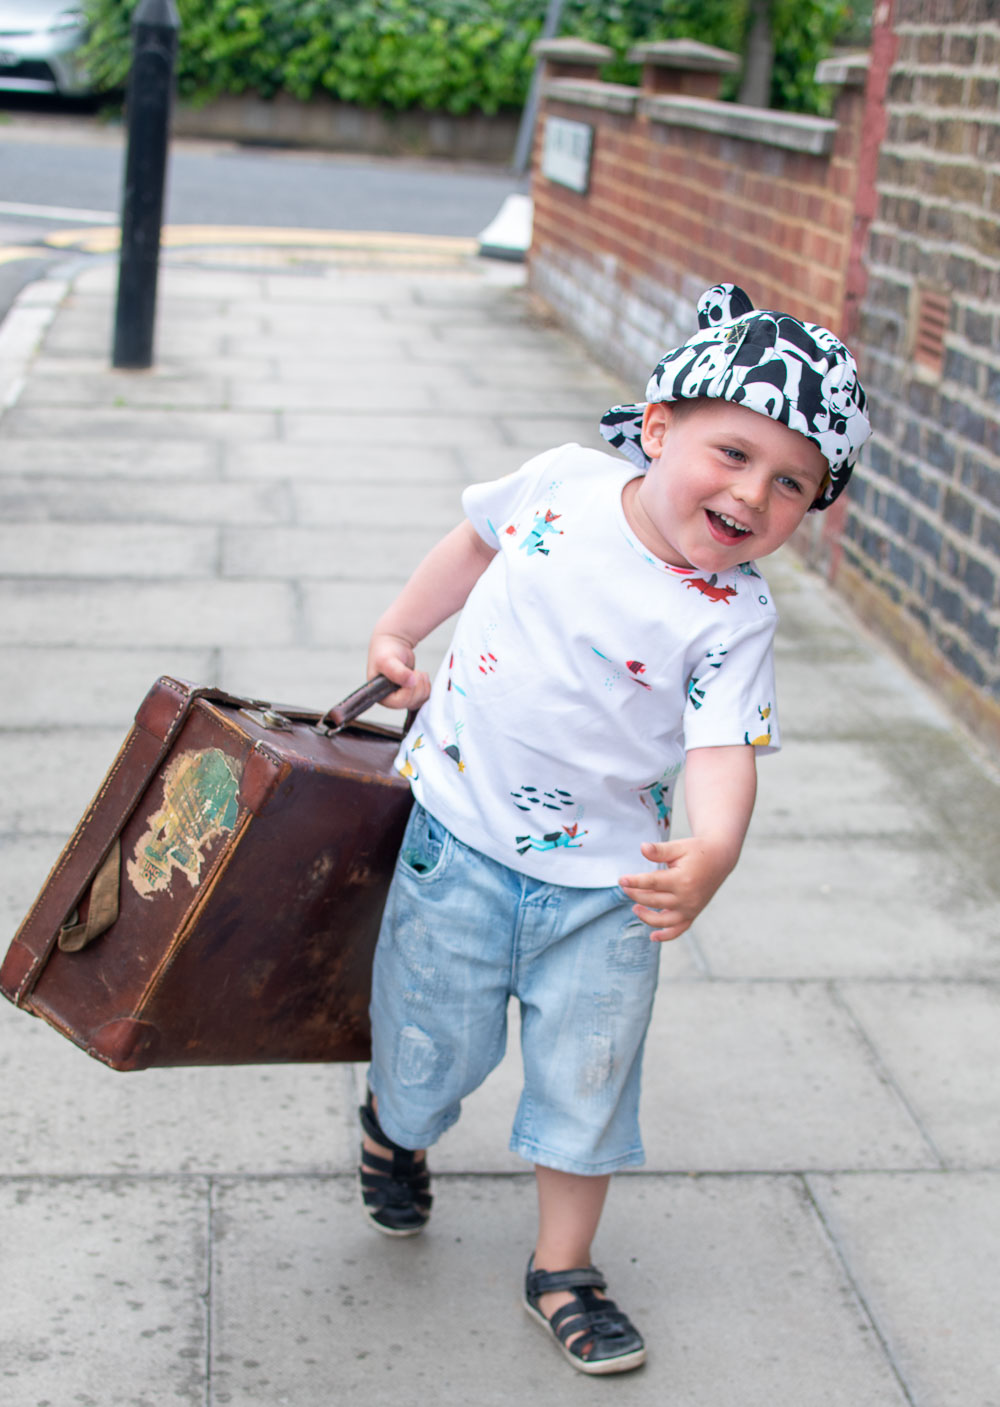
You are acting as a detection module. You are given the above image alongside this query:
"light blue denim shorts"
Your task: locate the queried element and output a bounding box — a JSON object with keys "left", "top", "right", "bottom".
{"left": 368, "top": 803, "right": 662, "bottom": 1176}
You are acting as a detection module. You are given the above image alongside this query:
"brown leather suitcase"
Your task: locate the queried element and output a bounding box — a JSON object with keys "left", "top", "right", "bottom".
{"left": 0, "top": 676, "right": 412, "bottom": 1070}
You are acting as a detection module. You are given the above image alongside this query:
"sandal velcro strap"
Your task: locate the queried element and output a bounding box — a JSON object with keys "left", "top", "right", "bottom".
{"left": 525, "top": 1264, "right": 607, "bottom": 1298}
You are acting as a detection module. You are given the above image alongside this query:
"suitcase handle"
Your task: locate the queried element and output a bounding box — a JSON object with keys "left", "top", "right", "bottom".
{"left": 320, "top": 675, "right": 400, "bottom": 732}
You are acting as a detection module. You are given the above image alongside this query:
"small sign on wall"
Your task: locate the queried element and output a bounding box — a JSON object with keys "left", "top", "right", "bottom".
{"left": 541, "top": 116, "right": 594, "bottom": 195}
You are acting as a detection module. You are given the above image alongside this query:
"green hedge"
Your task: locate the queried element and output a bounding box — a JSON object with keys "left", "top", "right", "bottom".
{"left": 84, "top": 0, "right": 849, "bottom": 117}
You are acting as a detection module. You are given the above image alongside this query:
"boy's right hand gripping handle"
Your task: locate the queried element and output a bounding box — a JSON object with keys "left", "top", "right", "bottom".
{"left": 320, "top": 675, "right": 399, "bottom": 732}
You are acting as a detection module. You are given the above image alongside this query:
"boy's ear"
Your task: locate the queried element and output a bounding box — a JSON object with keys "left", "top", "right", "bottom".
{"left": 640, "top": 401, "right": 673, "bottom": 460}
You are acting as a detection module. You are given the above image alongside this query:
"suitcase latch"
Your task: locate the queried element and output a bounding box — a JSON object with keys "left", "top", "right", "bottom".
{"left": 241, "top": 708, "right": 293, "bottom": 732}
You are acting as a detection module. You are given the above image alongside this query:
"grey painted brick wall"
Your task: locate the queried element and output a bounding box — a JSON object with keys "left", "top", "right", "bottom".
{"left": 850, "top": 4, "right": 1000, "bottom": 717}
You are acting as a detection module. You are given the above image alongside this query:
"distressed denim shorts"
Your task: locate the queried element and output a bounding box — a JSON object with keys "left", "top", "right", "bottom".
{"left": 367, "top": 804, "right": 662, "bottom": 1176}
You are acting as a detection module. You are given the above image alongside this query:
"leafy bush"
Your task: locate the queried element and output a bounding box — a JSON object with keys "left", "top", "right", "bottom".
{"left": 83, "top": 0, "right": 851, "bottom": 117}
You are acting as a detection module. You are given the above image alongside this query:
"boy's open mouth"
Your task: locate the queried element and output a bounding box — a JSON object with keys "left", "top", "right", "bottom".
{"left": 706, "top": 509, "right": 751, "bottom": 542}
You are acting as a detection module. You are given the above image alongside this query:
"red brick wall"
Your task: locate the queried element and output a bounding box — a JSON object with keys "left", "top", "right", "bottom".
{"left": 529, "top": 77, "right": 865, "bottom": 382}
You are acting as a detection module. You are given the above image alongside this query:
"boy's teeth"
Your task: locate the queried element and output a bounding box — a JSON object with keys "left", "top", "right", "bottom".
{"left": 716, "top": 512, "right": 749, "bottom": 534}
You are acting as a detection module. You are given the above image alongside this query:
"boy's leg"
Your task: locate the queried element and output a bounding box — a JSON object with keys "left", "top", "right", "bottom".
{"left": 525, "top": 1164, "right": 645, "bottom": 1374}
{"left": 532, "top": 1164, "right": 610, "bottom": 1317}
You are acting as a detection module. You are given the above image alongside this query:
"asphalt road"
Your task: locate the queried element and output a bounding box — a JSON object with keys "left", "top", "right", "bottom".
{"left": 0, "top": 104, "right": 528, "bottom": 317}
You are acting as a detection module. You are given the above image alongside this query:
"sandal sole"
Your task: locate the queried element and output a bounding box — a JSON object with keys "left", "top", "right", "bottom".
{"left": 523, "top": 1299, "right": 647, "bottom": 1375}
{"left": 360, "top": 1202, "right": 429, "bottom": 1238}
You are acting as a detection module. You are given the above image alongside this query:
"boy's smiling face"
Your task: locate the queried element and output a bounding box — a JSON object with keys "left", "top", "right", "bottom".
{"left": 622, "top": 398, "right": 830, "bottom": 574}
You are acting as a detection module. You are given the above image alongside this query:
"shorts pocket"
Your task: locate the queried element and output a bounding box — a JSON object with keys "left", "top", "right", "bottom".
{"left": 397, "top": 804, "right": 453, "bottom": 882}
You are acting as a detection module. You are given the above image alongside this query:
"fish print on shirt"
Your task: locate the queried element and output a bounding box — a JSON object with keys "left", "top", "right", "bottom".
{"left": 592, "top": 649, "right": 654, "bottom": 693}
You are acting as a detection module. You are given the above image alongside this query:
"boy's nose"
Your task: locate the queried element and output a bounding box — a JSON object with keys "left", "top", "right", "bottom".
{"left": 731, "top": 472, "right": 769, "bottom": 511}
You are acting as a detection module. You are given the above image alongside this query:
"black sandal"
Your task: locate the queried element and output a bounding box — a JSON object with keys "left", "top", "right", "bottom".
{"left": 524, "top": 1256, "right": 646, "bottom": 1375}
{"left": 358, "top": 1091, "right": 432, "bottom": 1237}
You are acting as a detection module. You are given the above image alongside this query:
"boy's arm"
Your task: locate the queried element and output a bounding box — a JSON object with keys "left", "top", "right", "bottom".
{"left": 368, "top": 519, "right": 498, "bottom": 710}
{"left": 619, "top": 744, "right": 757, "bottom": 942}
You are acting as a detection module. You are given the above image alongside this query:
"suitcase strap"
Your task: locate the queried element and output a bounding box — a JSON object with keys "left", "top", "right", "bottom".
{"left": 57, "top": 840, "right": 121, "bottom": 953}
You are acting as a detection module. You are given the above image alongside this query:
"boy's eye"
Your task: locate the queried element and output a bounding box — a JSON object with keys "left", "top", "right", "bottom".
{"left": 721, "top": 446, "right": 746, "bottom": 462}
{"left": 777, "top": 476, "right": 803, "bottom": 493}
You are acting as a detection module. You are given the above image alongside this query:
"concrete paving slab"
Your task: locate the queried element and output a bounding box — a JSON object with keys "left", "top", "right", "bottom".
{"left": 695, "top": 835, "right": 1000, "bottom": 979}
{"left": 292, "top": 480, "right": 464, "bottom": 527}
{"left": 38, "top": 323, "right": 227, "bottom": 359}
{"left": 0, "top": 647, "right": 216, "bottom": 727}
{"left": 229, "top": 378, "right": 437, "bottom": 412}
{"left": 73, "top": 263, "right": 268, "bottom": 302}
{"left": 17, "top": 371, "right": 231, "bottom": 410}
{"left": 774, "top": 650, "right": 958, "bottom": 740}
{"left": 0, "top": 406, "right": 278, "bottom": 442}
{"left": 222, "top": 441, "right": 466, "bottom": 483}
{"left": 0, "top": 474, "right": 291, "bottom": 526}
{"left": 500, "top": 415, "right": 612, "bottom": 452}
{"left": 25, "top": 352, "right": 278, "bottom": 381}
{"left": 455, "top": 442, "right": 555, "bottom": 483}
{"left": 0, "top": 580, "right": 298, "bottom": 648}
{"left": 299, "top": 582, "right": 438, "bottom": 650}
{"left": 0, "top": 727, "right": 136, "bottom": 834}
{"left": 221, "top": 524, "right": 443, "bottom": 581}
{"left": 0, "top": 436, "right": 221, "bottom": 478}
{"left": 281, "top": 410, "right": 509, "bottom": 446}
{"left": 809, "top": 1171, "right": 1000, "bottom": 1407}
{"left": 752, "top": 740, "right": 934, "bottom": 839}
{"left": 0, "top": 833, "right": 72, "bottom": 941}
{"left": 1, "top": 1177, "right": 208, "bottom": 1407}
{"left": 638, "top": 981, "right": 937, "bottom": 1171}
{"left": 215, "top": 635, "right": 451, "bottom": 708}
{"left": 0, "top": 1002, "right": 357, "bottom": 1175}
{"left": 426, "top": 383, "right": 604, "bottom": 416}
{"left": 209, "top": 1173, "right": 906, "bottom": 1407}
{"left": 0, "top": 522, "right": 219, "bottom": 577}
{"left": 838, "top": 983, "right": 1000, "bottom": 1168}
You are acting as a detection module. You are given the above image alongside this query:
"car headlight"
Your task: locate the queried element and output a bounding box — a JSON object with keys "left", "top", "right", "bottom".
{"left": 49, "top": 8, "right": 86, "bottom": 32}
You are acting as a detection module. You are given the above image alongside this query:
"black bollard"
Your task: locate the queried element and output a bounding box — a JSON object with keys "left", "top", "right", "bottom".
{"left": 112, "top": 0, "right": 180, "bottom": 370}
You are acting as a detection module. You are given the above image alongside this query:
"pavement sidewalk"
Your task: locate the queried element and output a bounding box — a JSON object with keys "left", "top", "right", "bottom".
{"left": 0, "top": 241, "right": 997, "bottom": 1407}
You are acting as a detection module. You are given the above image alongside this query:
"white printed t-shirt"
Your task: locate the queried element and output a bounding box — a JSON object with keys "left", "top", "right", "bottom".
{"left": 395, "top": 443, "right": 781, "bottom": 887}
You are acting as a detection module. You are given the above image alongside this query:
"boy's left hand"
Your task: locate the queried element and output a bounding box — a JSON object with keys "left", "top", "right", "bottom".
{"left": 619, "top": 836, "right": 738, "bottom": 942}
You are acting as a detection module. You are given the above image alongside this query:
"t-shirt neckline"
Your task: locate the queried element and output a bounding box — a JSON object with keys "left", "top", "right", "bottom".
{"left": 616, "top": 472, "right": 696, "bottom": 577}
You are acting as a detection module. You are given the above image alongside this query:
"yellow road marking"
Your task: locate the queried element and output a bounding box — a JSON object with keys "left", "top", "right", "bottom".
{"left": 0, "top": 245, "right": 46, "bottom": 264}
{"left": 44, "top": 225, "right": 479, "bottom": 256}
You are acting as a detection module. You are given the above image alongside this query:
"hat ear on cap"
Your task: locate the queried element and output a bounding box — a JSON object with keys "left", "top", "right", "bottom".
{"left": 697, "top": 283, "right": 755, "bottom": 329}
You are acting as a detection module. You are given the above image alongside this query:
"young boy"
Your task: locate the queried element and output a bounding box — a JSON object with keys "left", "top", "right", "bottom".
{"left": 357, "top": 283, "right": 870, "bottom": 1375}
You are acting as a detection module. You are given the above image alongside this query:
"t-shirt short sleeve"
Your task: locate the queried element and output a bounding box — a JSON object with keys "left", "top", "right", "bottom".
{"left": 461, "top": 445, "right": 569, "bottom": 546}
{"left": 682, "top": 618, "right": 781, "bottom": 754}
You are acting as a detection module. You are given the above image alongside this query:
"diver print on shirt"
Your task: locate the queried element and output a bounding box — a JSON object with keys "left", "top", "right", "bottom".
{"left": 511, "top": 783, "right": 585, "bottom": 856}
{"left": 515, "top": 822, "right": 588, "bottom": 856}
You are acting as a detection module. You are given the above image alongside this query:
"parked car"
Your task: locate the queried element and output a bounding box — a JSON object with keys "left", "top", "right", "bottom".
{"left": 0, "top": 0, "right": 91, "bottom": 96}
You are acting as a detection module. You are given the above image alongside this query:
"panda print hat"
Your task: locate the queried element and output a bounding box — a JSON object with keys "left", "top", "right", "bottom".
{"left": 599, "top": 283, "right": 870, "bottom": 510}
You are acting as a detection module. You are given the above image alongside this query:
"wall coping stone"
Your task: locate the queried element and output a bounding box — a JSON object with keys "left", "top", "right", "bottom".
{"left": 642, "top": 94, "right": 837, "bottom": 155}
{"left": 542, "top": 77, "right": 639, "bottom": 116}
{"left": 532, "top": 37, "right": 613, "bottom": 65}
{"left": 815, "top": 52, "right": 870, "bottom": 88}
{"left": 627, "top": 39, "right": 739, "bottom": 73}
